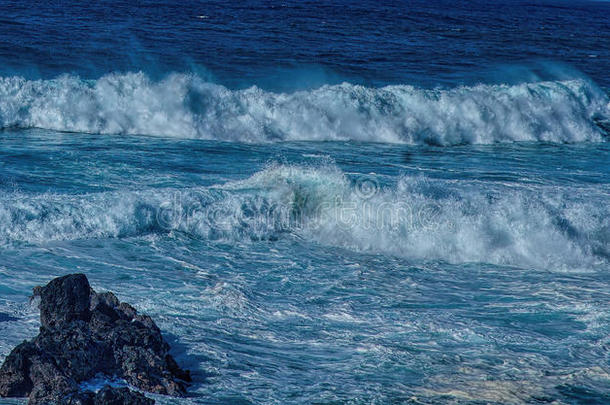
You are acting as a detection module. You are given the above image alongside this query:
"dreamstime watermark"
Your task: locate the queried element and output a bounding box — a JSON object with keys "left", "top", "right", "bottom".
{"left": 153, "top": 175, "right": 445, "bottom": 235}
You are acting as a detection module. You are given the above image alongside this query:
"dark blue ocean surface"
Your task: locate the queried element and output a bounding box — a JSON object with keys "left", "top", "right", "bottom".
{"left": 0, "top": 1, "right": 609, "bottom": 404}
{"left": 1, "top": 0, "right": 610, "bottom": 89}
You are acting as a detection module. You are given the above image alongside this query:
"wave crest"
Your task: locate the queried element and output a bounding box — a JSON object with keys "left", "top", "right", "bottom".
{"left": 1, "top": 164, "right": 608, "bottom": 270}
{"left": 0, "top": 72, "right": 608, "bottom": 144}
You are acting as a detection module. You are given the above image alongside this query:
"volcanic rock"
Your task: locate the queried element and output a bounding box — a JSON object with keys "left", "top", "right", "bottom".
{"left": 0, "top": 274, "right": 190, "bottom": 404}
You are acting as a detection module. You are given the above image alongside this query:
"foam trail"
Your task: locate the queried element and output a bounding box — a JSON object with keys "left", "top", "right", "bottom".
{"left": 0, "top": 72, "right": 608, "bottom": 144}
{"left": 1, "top": 164, "right": 608, "bottom": 270}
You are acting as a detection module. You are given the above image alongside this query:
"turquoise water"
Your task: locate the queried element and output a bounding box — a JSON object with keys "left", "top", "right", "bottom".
{"left": 1, "top": 0, "right": 610, "bottom": 403}
{"left": 1, "top": 129, "right": 609, "bottom": 403}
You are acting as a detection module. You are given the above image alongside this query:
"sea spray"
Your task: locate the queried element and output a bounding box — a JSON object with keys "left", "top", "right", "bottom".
{"left": 1, "top": 164, "right": 607, "bottom": 270}
{"left": 0, "top": 73, "right": 608, "bottom": 144}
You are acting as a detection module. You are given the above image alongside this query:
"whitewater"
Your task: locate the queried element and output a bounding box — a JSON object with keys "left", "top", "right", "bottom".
{"left": 1, "top": 0, "right": 610, "bottom": 402}
{"left": 1, "top": 162, "right": 608, "bottom": 271}
{"left": 1, "top": 72, "right": 608, "bottom": 144}
{"left": 1, "top": 72, "right": 609, "bottom": 404}
{"left": 2, "top": 129, "right": 609, "bottom": 403}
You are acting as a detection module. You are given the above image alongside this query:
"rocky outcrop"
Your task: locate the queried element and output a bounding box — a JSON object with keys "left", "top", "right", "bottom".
{"left": 57, "top": 385, "right": 154, "bottom": 405}
{"left": 0, "top": 274, "right": 190, "bottom": 404}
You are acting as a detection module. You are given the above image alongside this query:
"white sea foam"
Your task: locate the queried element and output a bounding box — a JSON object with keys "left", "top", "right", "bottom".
{"left": 0, "top": 72, "right": 608, "bottom": 144}
{"left": 223, "top": 164, "right": 609, "bottom": 269}
{"left": 1, "top": 164, "right": 608, "bottom": 270}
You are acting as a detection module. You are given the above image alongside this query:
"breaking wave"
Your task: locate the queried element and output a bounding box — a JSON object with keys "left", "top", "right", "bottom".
{"left": 0, "top": 72, "right": 608, "bottom": 144}
{"left": 1, "top": 164, "right": 608, "bottom": 270}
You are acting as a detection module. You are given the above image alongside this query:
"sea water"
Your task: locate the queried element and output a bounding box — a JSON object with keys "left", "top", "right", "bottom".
{"left": 0, "top": 0, "right": 609, "bottom": 403}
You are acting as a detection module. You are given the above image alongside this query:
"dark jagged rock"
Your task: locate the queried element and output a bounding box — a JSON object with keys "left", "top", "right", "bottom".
{"left": 0, "top": 274, "right": 190, "bottom": 405}
{"left": 35, "top": 274, "right": 92, "bottom": 328}
{"left": 60, "top": 385, "right": 154, "bottom": 405}
{"left": 93, "top": 385, "right": 154, "bottom": 405}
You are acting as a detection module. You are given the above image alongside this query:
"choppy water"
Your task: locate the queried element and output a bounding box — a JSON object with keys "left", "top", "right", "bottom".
{"left": 1, "top": 0, "right": 609, "bottom": 404}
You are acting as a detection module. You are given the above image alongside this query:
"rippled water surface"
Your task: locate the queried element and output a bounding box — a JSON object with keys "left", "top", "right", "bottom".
{"left": 1, "top": 132, "right": 609, "bottom": 404}
{"left": 0, "top": 0, "right": 609, "bottom": 403}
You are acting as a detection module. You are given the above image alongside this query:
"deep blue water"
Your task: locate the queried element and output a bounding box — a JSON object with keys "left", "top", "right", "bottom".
{"left": 0, "top": 1, "right": 609, "bottom": 404}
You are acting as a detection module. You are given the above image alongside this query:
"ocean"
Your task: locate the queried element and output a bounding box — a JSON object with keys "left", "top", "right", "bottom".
{"left": 0, "top": 0, "right": 609, "bottom": 403}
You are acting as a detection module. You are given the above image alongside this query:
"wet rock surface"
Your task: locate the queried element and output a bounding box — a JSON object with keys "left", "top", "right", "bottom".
{"left": 0, "top": 274, "right": 190, "bottom": 404}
